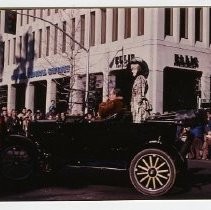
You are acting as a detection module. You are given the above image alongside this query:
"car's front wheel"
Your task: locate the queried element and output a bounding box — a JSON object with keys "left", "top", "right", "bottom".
{"left": 129, "top": 148, "right": 176, "bottom": 196}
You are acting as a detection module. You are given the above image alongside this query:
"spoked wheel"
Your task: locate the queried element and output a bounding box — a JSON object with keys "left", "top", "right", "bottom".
{"left": 129, "top": 148, "right": 176, "bottom": 196}
{"left": 0, "top": 144, "right": 36, "bottom": 182}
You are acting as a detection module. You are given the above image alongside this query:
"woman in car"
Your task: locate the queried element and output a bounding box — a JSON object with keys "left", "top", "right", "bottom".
{"left": 98, "top": 88, "right": 124, "bottom": 119}
{"left": 129, "top": 58, "right": 151, "bottom": 123}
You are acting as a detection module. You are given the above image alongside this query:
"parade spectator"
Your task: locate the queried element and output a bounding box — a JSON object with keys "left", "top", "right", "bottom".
{"left": 49, "top": 100, "right": 56, "bottom": 113}
{"left": 1, "top": 108, "right": 8, "bottom": 123}
{"left": 34, "top": 110, "right": 44, "bottom": 120}
{"left": 7, "top": 109, "right": 22, "bottom": 134}
{"left": 189, "top": 124, "right": 205, "bottom": 159}
{"left": 202, "top": 131, "right": 211, "bottom": 160}
{"left": 205, "top": 110, "right": 211, "bottom": 133}
{"left": 60, "top": 112, "right": 66, "bottom": 122}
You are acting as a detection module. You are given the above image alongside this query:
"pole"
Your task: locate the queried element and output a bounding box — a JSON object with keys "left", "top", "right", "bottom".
{"left": 84, "top": 50, "right": 90, "bottom": 114}
{"left": 9, "top": 9, "right": 90, "bottom": 114}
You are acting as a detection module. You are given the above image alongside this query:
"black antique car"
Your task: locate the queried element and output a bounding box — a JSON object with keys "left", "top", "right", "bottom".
{"left": 0, "top": 110, "right": 206, "bottom": 196}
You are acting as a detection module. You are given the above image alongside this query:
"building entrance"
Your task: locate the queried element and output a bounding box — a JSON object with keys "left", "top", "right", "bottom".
{"left": 109, "top": 69, "right": 133, "bottom": 109}
{"left": 14, "top": 83, "right": 26, "bottom": 112}
{"left": 33, "top": 81, "right": 47, "bottom": 113}
{"left": 163, "top": 67, "right": 202, "bottom": 112}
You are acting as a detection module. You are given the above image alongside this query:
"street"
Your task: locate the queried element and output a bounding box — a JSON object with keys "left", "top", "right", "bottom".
{"left": 0, "top": 159, "right": 211, "bottom": 201}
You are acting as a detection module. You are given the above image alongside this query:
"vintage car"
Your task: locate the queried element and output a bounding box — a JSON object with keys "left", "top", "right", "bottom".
{"left": 0, "top": 110, "right": 206, "bottom": 196}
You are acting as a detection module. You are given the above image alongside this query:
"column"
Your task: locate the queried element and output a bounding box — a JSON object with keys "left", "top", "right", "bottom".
{"left": 7, "top": 84, "right": 16, "bottom": 111}
{"left": 106, "top": 8, "right": 112, "bottom": 43}
{"left": 189, "top": 8, "right": 195, "bottom": 46}
{"left": 173, "top": 8, "right": 180, "bottom": 43}
{"left": 118, "top": 8, "right": 125, "bottom": 41}
{"left": 45, "top": 80, "right": 56, "bottom": 113}
{"left": 131, "top": 8, "right": 138, "bottom": 37}
{"left": 70, "top": 74, "right": 84, "bottom": 115}
{"left": 203, "top": 7, "right": 209, "bottom": 48}
{"left": 25, "top": 83, "right": 34, "bottom": 111}
{"left": 95, "top": 9, "right": 101, "bottom": 45}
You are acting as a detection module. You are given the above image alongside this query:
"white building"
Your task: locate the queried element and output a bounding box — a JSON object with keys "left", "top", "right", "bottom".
{"left": 0, "top": 8, "right": 211, "bottom": 115}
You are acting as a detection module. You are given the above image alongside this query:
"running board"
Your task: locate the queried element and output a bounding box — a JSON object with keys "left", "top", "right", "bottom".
{"left": 65, "top": 165, "right": 127, "bottom": 171}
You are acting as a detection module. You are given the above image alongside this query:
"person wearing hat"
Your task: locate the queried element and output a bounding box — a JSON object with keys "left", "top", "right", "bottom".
{"left": 129, "top": 58, "right": 151, "bottom": 123}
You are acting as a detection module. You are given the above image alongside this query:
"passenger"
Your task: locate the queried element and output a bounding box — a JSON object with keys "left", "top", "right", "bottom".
{"left": 129, "top": 58, "right": 151, "bottom": 123}
{"left": 98, "top": 88, "right": 124, "bottom": 119}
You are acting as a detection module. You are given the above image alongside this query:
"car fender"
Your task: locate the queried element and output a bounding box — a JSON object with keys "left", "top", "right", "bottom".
{"left": 129, "top": 140, "right": 186, "bottom": 173}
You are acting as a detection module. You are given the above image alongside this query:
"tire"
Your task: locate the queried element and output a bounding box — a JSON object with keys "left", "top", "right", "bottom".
{"left": 129, "top": 148, "right": 176, "bottom": 196}
{"left": 0, "top": 141, "right": 37, "bottom": 183}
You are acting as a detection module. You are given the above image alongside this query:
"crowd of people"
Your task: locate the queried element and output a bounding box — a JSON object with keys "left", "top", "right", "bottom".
{"left": 0, "top": 103, "right": 67, "bottom": 136}
{"left": 179, "top": 110, "right": 211, "bottom": 160}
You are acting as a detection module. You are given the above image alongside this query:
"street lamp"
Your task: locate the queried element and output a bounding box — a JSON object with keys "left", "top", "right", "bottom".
{"left": 4, "top": 9, "right": 90, "bottom": 114}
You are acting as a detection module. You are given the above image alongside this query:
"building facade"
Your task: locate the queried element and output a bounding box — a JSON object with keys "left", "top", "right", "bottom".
{"left": 0, "top": 8, "right": 211, "bottom": 115}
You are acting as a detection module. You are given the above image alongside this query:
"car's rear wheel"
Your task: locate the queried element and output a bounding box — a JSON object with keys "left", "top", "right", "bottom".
{"left": 0, "top": 143, "right": 37, "bottom": 183}
{"left": 129, "top": 148, "right": 176, "bottom": 196}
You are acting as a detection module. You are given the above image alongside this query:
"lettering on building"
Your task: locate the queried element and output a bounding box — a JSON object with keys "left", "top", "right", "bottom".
{"left": 11, "top": 65, "right": 70, "bottom": 81}
{"left": 174, "top": 54, "right": 199, "bottom": 69}
{"left": 109, "top": 54, "right": 135, "bottom": 69}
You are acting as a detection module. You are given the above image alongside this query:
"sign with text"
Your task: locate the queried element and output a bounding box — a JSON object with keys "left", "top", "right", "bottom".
{"left": 109, "top": 54, "right": 135, "bottom": 69}
{"left": 11, "top": 65, "right": 70, "bottom": 81}
{"left": 174, "top": 54, "right": 199, "bottom": 69}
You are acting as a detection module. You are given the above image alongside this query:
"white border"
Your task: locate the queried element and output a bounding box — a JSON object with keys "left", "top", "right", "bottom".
{"left": 1, "top": 0, "right": 211, "bottom": 210}
{"left": 0, "top": 0, "right": 211, "bottom": 7}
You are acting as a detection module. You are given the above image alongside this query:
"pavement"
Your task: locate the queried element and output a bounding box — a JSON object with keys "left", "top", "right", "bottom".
{"left": 0, "top": 159, "right": 211, "bottom": 201}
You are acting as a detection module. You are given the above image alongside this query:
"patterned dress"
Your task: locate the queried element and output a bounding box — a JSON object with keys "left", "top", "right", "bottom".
{"left": 131, "top": 75, "right": 149, "bottom": 123}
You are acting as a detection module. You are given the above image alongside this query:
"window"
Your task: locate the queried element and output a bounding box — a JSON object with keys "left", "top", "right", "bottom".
{"left": 112, "top": 8, "right": 118, "bottom": 41}
{"left": 124, "top": 8, "right": 131, "bottom": 39}
{"left": 101, "top": 9, "right": 106, "bottom": 44}
{"left": 20, "top": 10, "right": 23, "bottom": 26}
{"left": 180, "top": 8, "right": 188, "bottom": 39}
{"left": 33, "top": 10, "right": 36, "bottom": 21}
{"left": 138, "top": 8, "right": 144, "bottom": 36}
{"left": 39, "top": 29, "right": 42, "bottom": 58}
{"left": 19, "top": 36, "right": 22, "bottom": 59}
{"left": 80, "top": 15, "right": 85, "bottom": 46}
{"left": 210, "top": 8, "right": 211, "bottom": 45}
{"left": 46, "top": 26, "right": 50, "bottom": 56}
{"left": 195, "top": 8, "right": 203, "bottom": 42}
{"left": 55, "top": 9, "right": 59, "bottom": 13}
{"left": 13, "top": 38, "right": 16, "bottom": 64}
{"left": 8, "top": 40, "right": 10, "bottom": 65}
{"left": 25, "top": 33, "right": 29, "bottom": 60}
{"left": 54, "top": 24, "right": 58, "bottom": 54}
{"left": 62, "top": 21, "right": 66, "bottom": 53}
{"left": 40, "top": 9, "right": 43, "bottom": 18}
{"left": 165, "top": 8, "right": 173, "bottom": 36}
{"left": 27, "top": 10, "right": 30, "bottom": 24}
{"left": 71, "top": 18, "right": 75, "bottom": 50}
{"left": 32, "top": 31, "right": 35, "bottom": 59}
{"left": 90, "top": 11, "right": 95, "bottom": 46}
{"left": 47, "top": 9, "right": 51, "bottom": 16}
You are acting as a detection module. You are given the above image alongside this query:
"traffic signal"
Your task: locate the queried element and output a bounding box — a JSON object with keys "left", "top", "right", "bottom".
{"left": 4, "top": 10, "right": 17, "bottom": 35}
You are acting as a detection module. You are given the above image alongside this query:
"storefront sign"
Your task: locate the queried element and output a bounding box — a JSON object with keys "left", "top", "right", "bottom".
{"left": 11, "top": 65, "right": 70, "bottom": 81}
{"left": 109, "top": 54, "right": 135, "bottom": 69}
{"left": 174, "top": 54, "right": 199, "bottom": 69}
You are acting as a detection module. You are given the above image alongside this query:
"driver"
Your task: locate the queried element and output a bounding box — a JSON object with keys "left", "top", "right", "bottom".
{"left": 98, "top": 88, "right": 124, "bottom": 119}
